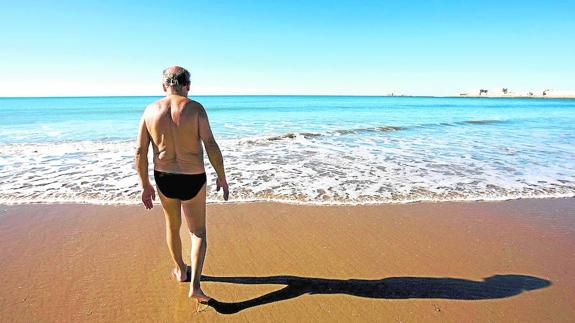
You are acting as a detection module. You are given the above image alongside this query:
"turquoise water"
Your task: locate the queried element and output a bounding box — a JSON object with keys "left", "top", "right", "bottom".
{"left": 0, "top": 96, "right": 574, "bottom": 204}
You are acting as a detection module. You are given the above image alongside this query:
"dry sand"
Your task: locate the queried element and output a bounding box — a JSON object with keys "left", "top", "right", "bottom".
{"left": 1, "top": 198, "right": 574, "bottom": 322}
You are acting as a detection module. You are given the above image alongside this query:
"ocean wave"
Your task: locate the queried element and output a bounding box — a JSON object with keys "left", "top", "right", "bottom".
{"left": 462, "top": 119, "right": 507, "bottom": 125}
{"left": 1, "top": 132, "right": 574, "bottom": 205}
{"left": 236, "top": 126, "right": 405, "bottom": 144}
{"left": 332, "top": 125, "right": 404, "bottom": 135}
{"left": 233, "top": 120, "right": 508, "bottom": 144}
{"left": 0, "top": 118, "right": 508, "bottom": 146}
{"left": 267, "top": 132, "right": 322, "bottom": 141}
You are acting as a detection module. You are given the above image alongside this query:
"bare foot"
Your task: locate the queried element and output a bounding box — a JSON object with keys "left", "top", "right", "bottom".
{"left": 189, "top": 288, "right": 211, "bottom": 303}
{"left": 172, "top": 265, "right": 189, "bottom": 282}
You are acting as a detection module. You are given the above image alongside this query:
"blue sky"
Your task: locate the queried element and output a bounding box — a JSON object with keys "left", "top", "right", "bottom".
{"left": 0, "top": 0, "right": 573, "bottom": 96}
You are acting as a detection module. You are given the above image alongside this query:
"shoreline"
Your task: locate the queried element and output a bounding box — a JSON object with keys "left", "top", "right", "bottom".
{"left": 1, "top": 194, "right": 574, "bottom": 207}
{"left": 1, "top": 198, "right": 575, "bottom": 321}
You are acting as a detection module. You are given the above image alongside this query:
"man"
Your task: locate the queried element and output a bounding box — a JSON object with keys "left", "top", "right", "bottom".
{"left": 135, "top": 66, "right": 229, "bottom": 304}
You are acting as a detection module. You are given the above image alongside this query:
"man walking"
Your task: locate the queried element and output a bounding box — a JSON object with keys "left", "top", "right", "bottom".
{"left": 135, "top": 66, "right": 229, "bottom": 304}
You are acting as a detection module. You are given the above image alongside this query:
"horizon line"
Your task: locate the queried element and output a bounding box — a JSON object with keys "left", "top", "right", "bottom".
{"left": 0, "top": 94, "right": 432, "bottom": 99}
{"left": 1, "top": 94, "right": 574, "bottom": 99}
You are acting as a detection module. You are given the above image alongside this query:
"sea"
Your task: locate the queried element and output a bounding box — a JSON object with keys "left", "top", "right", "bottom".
{"left": 0, "top": 96, "right": 574, "bottom": 205}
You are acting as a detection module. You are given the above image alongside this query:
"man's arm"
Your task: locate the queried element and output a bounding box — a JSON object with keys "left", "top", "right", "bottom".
{"left": 198, "top": 104, "right": 229, "bottom": 200}
{"left": 135, "top": 114, "right": 155, "bottom": 209}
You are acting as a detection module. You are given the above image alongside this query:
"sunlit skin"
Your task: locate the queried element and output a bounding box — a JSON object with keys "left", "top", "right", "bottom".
{"left": 135, "top": 66, "right": 229, "bottom": 303}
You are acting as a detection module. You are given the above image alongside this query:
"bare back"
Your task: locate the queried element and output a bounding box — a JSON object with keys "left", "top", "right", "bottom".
{"left": 143, "top": 95, "right": 205, "bottom": 174}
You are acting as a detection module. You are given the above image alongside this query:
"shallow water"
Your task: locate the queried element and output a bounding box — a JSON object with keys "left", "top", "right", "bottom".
{"left": 1, "top": 96, "right": 574, "bottom": 204}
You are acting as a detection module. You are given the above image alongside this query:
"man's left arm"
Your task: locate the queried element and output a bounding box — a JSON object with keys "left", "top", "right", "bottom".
{"left": 135, "top": 115, "right": 155, "bottom": 209}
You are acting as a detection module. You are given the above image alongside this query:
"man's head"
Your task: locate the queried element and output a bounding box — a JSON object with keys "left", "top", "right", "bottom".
{"left": 162, "top": 66, "right": 191, "bottom": 95}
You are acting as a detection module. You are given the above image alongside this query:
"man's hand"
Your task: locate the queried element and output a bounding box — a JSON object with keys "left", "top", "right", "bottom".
{"left": 141, "top": 184, "right": 156, "bottom": 209}
{"left": 216, "top": 177, "right": 229, "bottom": 201}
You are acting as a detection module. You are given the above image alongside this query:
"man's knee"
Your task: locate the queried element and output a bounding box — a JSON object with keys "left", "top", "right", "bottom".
{"left": 190, "top": 229, "right": 206, "bottom": 239}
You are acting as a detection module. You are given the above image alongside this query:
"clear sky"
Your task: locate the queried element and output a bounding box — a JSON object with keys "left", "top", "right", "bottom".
{"left": 0, "top": 0, "right": 573, "bottom": 96}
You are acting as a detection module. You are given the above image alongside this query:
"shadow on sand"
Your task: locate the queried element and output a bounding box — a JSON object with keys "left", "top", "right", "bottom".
{"left": 199, "top": 274, "right": 550, "bottom": 314}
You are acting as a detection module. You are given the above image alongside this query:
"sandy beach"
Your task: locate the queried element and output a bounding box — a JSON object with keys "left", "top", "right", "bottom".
{"left": 1, "top": 198, "right": 574, "bottom": 322}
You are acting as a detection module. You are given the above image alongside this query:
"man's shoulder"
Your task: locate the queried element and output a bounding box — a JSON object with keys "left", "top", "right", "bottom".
{"left": 145, "top": 97, "right": 167, "bottom": 110}
{"left": 184, "top": 99, "right": 203, "bottom": 109}
{"left": 183, "top": 99, "right": 206, "bottom": 114}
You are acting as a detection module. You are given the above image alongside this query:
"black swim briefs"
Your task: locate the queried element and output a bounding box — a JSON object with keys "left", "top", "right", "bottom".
{"left": 153, "top": 170, "right": 207, "bottom": 200}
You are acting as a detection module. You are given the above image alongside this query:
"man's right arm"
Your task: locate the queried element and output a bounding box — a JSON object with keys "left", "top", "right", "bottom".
{"left": 198, "top": 104, "right": 229, "bottom": 200}
{"left": 135, "top": 113, "right": 156, "bottom": 209}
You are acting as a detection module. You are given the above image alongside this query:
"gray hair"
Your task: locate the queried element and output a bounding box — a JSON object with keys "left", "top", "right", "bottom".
{"left": 162, "top": 66, "right": 190, "bottom": 87}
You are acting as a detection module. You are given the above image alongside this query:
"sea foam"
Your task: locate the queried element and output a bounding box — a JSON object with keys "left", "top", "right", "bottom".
{"left": 1, "top": 96, "right": 574, "bottom": 205}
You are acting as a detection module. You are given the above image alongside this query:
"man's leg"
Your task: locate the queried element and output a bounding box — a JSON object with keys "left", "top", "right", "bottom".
{"left": 181, "top": 183, "right": 209, "bottom": 301}
{"left": 158, "top": 191, "right": 187, "bottom": 281}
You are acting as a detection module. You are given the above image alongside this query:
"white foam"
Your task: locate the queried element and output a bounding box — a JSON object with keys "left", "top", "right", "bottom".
{"left": 1, "top": 131, "right": 574, "bottom": 205}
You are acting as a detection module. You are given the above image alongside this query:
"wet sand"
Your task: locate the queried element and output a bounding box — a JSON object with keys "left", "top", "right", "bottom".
{"left": 1, "top": 198, "right": 574, "bottom": 322}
